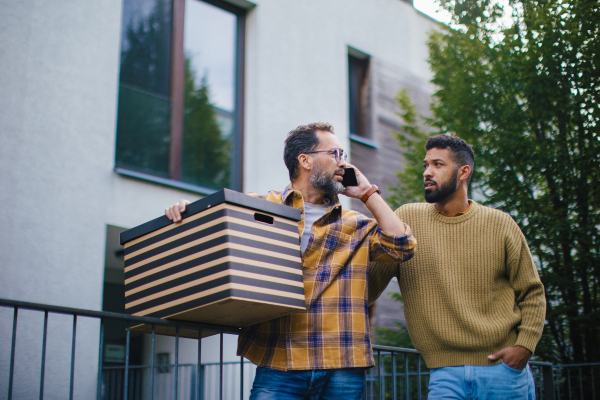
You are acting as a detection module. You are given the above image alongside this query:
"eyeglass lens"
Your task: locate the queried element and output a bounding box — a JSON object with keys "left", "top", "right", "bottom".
{"left": 335, "top": 149, "right": 348, "bottom": 163}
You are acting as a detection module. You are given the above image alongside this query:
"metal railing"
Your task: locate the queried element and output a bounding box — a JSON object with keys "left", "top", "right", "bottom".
{"left": 1, "top": 298, "right": 597, "bottom": 400}
{"left": 101, "top": 362, "right": 256, "bottom": 400}
{"left": 365, "top": 345, "right": 428, "bottom": 400}
{"left": 552, "top": 363, "right": 600, "bottom": 400}
{"left": 0, "top": 298, "right": 241, "bottom": 400}
{"left": 364, "top": 347, "right": 559, "bottom": 400}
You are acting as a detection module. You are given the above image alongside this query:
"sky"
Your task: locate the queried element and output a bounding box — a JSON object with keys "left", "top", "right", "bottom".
{"left": 413, "top": 0, "right": 453, "bottom": 24}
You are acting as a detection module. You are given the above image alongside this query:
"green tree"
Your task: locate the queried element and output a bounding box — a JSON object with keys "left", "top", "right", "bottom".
{"left": 387, "top": 90, "right": 430, "bottom": 209}
{"left": 391, "top": 0, "right": 600, "bottom": 365}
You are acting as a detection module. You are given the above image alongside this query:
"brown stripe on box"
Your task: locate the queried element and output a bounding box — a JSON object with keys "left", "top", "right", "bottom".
{"left": 125, "top": 258, "right": 303, "bottom": 296}
{"left": 125, "top": 269, "right": 304, "bottom": 308}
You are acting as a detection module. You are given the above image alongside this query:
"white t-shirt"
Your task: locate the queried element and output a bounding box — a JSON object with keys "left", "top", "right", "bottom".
{"left": 301, "top": 200, "right": 330, "bottom": 253}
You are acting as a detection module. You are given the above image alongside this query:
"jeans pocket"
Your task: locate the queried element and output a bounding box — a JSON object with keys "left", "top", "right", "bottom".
{"left": 501, "top": 362, "right": 526, "bottom": 373}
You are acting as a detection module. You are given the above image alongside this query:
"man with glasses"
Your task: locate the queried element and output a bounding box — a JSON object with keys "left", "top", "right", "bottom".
{"left": 165, "top": 122, "right": 416, "bottom": 399}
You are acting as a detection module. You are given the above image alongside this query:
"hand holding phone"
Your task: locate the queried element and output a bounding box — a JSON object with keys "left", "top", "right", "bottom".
{"left": 342, "top": 167, "right": 358, "bottom": 187}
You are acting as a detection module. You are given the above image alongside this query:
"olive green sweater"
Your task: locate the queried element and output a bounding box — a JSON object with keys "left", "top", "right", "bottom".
{"left": 369, "top": 201, "right": 546, "bottom": 368}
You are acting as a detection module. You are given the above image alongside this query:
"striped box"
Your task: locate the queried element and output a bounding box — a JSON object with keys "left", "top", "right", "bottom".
{"left": 120, "top": 189, "right": 305, "bottom": 337}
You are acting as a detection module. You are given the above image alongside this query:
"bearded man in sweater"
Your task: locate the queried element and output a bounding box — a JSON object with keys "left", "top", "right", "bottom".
{"left": 369, "top": 135, "right": 546, "bottom": 399}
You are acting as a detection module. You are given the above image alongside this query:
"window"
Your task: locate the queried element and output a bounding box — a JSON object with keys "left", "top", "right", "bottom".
{"left": 348, "top": 49, "right": 371, "bottom": 139}
{"left": 115, "top": 0, "right": 244, "bottom": 192}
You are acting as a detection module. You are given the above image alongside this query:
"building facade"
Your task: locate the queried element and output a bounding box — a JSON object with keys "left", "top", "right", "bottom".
{"left": 0, "top": 0, "right": 437, "bottom": 397}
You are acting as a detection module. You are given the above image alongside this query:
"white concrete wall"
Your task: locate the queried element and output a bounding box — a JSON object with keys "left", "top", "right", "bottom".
{"left": 0, "top": 0, "right": 124, "bottom": 397}
{"left": 243, "top": 0, "right": 437, "bottom": 196}
{"left": 0, "top": 0, "right": 437, "bottom": 396}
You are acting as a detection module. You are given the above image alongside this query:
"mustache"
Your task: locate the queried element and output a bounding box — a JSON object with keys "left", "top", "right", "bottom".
{"left": 336, "top": 168, "right": 345, "bottom": 175}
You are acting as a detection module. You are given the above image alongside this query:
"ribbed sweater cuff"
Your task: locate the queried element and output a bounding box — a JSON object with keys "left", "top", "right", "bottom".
{"left": 515, "top": 334, "right": 539, "bottom": 354}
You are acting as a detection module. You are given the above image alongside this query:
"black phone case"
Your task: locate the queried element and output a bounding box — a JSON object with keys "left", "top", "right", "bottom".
{"left": 342, "top": 168, "right": 358, "bottom": 186}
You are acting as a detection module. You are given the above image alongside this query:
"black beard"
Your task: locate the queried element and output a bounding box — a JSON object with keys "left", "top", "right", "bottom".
{"left": 310, "top": 162, "right": 344, "bottom": 198}
{"left": 424, "top": 171, "right": 458, "bottom": 203}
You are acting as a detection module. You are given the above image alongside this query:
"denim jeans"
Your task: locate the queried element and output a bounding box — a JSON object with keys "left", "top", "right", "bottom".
{"left": 249, "top": 366, "right": 367, "bottom": 400}
{"left": 428, "top": 363, "right": 536, "bottom": 399}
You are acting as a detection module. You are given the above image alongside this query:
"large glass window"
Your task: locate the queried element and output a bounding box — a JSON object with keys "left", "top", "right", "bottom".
{"left": 116, "top": 0, "right": 244, "bottom": 192}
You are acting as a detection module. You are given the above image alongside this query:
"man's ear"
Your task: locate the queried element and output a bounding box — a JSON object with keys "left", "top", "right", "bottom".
{"left": 458, "top": 165, "right": 471, "bottom": 182}
{"left": 297, "top": 153, "right": 312, "bottom": 172}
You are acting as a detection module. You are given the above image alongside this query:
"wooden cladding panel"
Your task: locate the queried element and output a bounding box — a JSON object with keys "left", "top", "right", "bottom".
{"left": 350, "top": 57, "right": 434, "bottom": 216}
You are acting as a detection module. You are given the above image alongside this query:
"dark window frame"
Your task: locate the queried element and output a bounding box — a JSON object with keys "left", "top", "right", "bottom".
{"left": 115, "top": 0, "right": 246, "bottom": 195}
{"left": 348, "top": 48, "right": 371, "bottom": 140}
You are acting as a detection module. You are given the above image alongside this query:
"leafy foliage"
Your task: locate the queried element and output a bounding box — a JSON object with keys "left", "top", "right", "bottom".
{"left": 387, "top": 90, "right": 430, "bottom": 209}
{"left": 391, "top": 0, "right": 600, "bottom": 364}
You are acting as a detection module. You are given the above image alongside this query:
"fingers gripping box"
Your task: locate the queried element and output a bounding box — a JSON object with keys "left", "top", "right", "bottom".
{"left": 120, "top": 189, "right": 305, "bottom": 337}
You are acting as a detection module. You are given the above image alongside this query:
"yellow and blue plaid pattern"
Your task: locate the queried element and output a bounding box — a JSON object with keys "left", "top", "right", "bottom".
{"left": 237, "top": 185, "right": 416, "bottom": 371}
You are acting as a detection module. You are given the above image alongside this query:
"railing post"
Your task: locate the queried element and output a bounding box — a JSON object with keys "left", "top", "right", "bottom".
{"left": 124, "top": 321, "right": 131, "bottom": 400}
{"left": 150, "top": 324, "right": 155, "bottom": 400}
{"left": 8, "top": 307, "right": 18, "bottom": 400}
{"left": 97, "top": 318, "right": 104, "bottom": 400}
{"left": 220, "top": 332, "right": 224, "bottom": 400}
{"left": 391, "top": 351, "right": 397, "bottom": 400}
{"left": 404, "top": 353, "right": 409, "bottom": 400}
{"left": 240, "top": 356, "right": 244, "bottom": 400}
{"left": 40, "top": 310, "right": 48, "bottom": 400}
{"left": 197, "top": 330, "right": 202, "bottom": 400}
{"left": 175, "top": 327, "right": 179, "bottom": 400}
{"left": 69, "top": 315, "right": 77, "bottom": 400}
{"left": 568, "top": 368, "right": 572, "bottom": 398}
{"left": 417, "top": 356, "right": 422, "bottom": 400}
{"left": 542, "top": 364, "right": 555, "bottom": 400}
{"left": 377, "top": 349, "right": 382, "bottom": 400}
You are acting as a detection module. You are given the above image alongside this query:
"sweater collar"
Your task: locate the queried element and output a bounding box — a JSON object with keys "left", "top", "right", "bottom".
{"left": 430, "top": 199, "right": 478, "bottom": 223}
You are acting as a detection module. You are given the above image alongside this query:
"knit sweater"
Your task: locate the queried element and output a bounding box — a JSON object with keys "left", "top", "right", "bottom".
{"left": 368, "top": 201, "right": 546, "bottom": 368}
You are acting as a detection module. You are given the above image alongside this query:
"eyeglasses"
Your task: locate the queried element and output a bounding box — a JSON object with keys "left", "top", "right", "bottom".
{"left": 303, "top": 148, "right": 348, "bottom": 163}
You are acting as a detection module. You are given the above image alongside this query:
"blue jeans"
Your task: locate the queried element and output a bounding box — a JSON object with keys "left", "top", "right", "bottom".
{"left": 249, "top": 366, "right": 366, "bottom": 400}
{"left": 428, "top": 363, "right": 536, "bottom": 399}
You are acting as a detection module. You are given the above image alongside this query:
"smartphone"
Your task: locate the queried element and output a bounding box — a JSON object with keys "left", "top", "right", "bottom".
{"left": 342, "top": 167, "right": 358, "bottom": 187}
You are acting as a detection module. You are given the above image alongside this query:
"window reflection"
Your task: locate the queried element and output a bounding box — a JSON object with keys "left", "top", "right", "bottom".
{"left": 116, "top": 0, "right": 172, "bottom": 176}
{"left": 181, "top": 0, "right": 237, "bottom": 190}
{"left": 115, "top": 0, "right": 242, "bottom": 191}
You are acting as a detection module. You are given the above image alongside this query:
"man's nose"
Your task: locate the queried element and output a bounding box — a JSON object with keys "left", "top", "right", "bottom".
{"left": 423, "top": 166, "right": 432, "bottom": 178}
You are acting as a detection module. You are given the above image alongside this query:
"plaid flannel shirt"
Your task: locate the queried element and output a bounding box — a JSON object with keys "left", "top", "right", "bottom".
{"left": 237, "top": 185, "right": 416, "bottom": 371}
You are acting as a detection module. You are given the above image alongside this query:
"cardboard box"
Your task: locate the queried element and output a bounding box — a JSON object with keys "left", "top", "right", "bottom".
{"left": 120, "top": 189, "right": 304, "bottom": 337}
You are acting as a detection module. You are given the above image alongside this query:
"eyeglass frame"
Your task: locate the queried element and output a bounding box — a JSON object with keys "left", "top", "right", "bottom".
{"left": 302, "top": 148, "right": 348, "bottom": 163}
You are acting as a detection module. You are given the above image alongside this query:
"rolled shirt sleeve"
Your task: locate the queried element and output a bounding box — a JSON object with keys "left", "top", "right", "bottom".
{"left": 369, "top": 223, "right": 416, "bottom": 263}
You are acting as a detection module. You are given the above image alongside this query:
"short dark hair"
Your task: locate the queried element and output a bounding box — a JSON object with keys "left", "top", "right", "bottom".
{"left": 425, "top": 135, "right": 475, "bottom": 182}
{"left": 284, "top": 122, "right": 334, "bottom": 181}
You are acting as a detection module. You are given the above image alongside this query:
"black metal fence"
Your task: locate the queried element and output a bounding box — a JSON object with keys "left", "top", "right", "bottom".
{"left": 363, "top": 346, "right": 557, "bottom": 400}
{"left": 1, "top": 298, "right": 240, "bottom": 400}
{"left": 101, "top": 362, "right": 256, "bottom": 400}
{"left": 1, "top": 298, "right": 597, "bottom": 400}
{"left": 552, "top": 363, "right": 600, "bottom": 400}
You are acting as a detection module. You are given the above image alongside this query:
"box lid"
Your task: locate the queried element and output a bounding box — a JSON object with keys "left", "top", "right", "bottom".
{"left": 120, "top": 189, "right": 301, "bottom": 245}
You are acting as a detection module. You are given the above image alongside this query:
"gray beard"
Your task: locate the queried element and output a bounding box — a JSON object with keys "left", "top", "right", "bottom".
{"left": 310, "top": 163, "right": 344, "bottom": 198}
